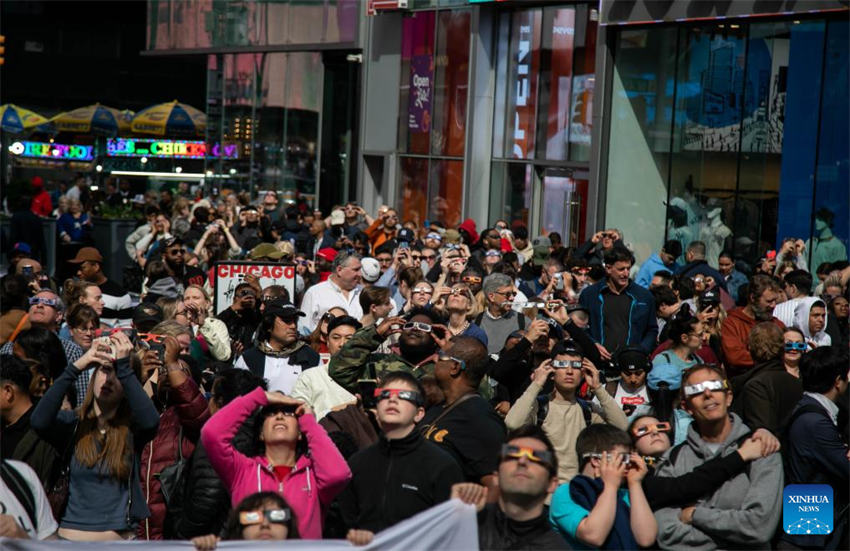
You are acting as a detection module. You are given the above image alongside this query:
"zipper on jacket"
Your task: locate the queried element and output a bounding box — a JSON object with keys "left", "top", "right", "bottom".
{"left": 381, "top": 446, "right": 394, "bottom": 522}
{"left": 144, "top": 438, "right": 154, "bottom": 539}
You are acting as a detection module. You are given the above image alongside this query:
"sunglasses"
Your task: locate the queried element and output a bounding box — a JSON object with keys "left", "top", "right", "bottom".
{"left": 784, "top": 342, "right": 807, "bottom": 352}
{"left": 422, "top": 254, "right": 437, "bottom": 261}
{"left": 412, "top": 287, "right": 433, "bottom": 295}
{"left": 374, "top": 388, "right": 424, "bottom": 406}
{"left": 437, "top": 354, "right": 466, "bottom": 370}
{"left": 28, "top": 297, "right": 58, "bottom": 307}
{"left": 403, "top": 321, "right": 432, "bottom": 333}
{"left": 500, "top": 444, "right": 554, "bottom": 468}
{"left": 239, "top": 509, "right": 291, "bottom": 526}
{"left": 236, "top": 289, "right": 257, "bottom": 299}
{"left": 632, "top": 421, "right": 671, "bottom": 438}
{"left": 262, "top": 404, "right": 297, "bottom": 417}
{"left": 552, "top": 359, "right": 583, "bottom": 369}
{"left": 462, "top": 276, "right": 482, "bottom": 284}
{"left": 683, "top": 379, "right": 729, "bottom": 397}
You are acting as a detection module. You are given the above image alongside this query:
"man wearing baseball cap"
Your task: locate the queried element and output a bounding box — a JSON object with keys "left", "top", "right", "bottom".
{"left": 635, "top": 240, "right": 682, "bottom": 289}
{"left": 69, "top": 246, "right": 133, "bottom": 327}
{"left": 233, "top": 301, "right": 320, "bottom": 394}
{"left": 602, "top": 347, "right": 651, "bottom": 417}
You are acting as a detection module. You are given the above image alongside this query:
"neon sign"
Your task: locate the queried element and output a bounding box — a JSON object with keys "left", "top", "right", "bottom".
{"left": 8, "top": 141, "right": 94, "bottom": 161}
{"left": 106, "top": 139, "right": 238, "bottom": 159}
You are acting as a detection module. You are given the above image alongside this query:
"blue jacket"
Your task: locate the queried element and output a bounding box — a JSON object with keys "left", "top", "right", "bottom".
{"left": 635, "top": 252, "right": 675, "bottom": 288}
{"left": 578, "top": 279, "right": 658, "bottom": 353}
{"left": 724, "top": 269, "right": 748, "bottom": 303}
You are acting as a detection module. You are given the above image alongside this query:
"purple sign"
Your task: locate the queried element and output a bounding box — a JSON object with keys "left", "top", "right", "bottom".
{"left": 408, "top": 55, "right": 433, "bottom": 133}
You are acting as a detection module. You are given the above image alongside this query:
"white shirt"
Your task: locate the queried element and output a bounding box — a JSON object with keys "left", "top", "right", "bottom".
{"left": 234, "top": 353, "right": 303, "bottom": 395}
{"left": 0, "top": 460, "right": 58, "bottom": 540}
{"left": 298, "top": 278, "right": 364, "bottom": 333}
{"left": 290, "top": 364, "right": 356, "bottom": 420}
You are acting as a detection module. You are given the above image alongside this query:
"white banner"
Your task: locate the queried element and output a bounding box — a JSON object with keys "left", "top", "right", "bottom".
{"left": 3, "top": 499, "right": 478, "bottom": 550}
{"left": 213, "top": 261, "right": 297, "bottom": 315}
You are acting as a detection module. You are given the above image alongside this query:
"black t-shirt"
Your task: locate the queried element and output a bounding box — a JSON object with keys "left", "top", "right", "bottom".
{"left": 0, "top": 407, "right": 33, "bottom": 460}
{"left": 477, "top": 504, "right": 568, "bottom": 550}
{"left": 180, "top": 265, "right": 207, "bottom": 288}
{"left": 601, "top": 286, "right": 631, "bottom": 353}
{"left": 418, "top": 395, "right": 505, "bottom": 482}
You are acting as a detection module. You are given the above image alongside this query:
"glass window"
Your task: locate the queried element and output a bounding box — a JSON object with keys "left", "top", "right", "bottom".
{"left": 568, "top": 6, "right": 597, "bottom": 161}
{"left": 541, "top": 172, "right": 589, "bottom": 247}
{"left": 536, "top": 7, "right": 576, "bottom": 161}
{"left": 400, "top": 157, "right": 429, "bottom": 227}
{"left": 429, "top": 159, "right": 464, "bottom": 228}
{"left": 398, "top": 12, "right": 437, "bottom": 155}
{"left": 489, "top": 161, "right": 533, "bottom": 228}
{"left": 810, "top": 20, "right": 849, "bottom": 269}
{"left": 505, "top": 10, "right": 543, "bottom": 160}
{"left": 605, "top": 28, "right": 677, "bottom": 264}
{"left": 431, "top": 11, "right": 470, "bottom": 157}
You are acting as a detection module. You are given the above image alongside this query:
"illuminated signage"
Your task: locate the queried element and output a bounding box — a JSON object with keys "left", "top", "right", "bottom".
{"left": 106, "top": 139, "right": 238, "bottom": 159}
{"left": 8, "top": 141, "right": 94, "bottom": 161}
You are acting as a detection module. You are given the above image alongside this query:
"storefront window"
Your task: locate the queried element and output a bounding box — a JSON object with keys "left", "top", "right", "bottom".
{"left": 606, "top": 19, "right": 849, "bottom": 268}
{"left": 431, "top": 11, "right": 470, "bottom": 157}
{"left": 397, "top": 9, "right": 469, "bottom": 229}
{"left": 489, "top": 161, "right": 533, "bottom": 228}
{"left": 505, "top": 10, "right": 542, "bottom": 160}
{"left": 537, "top": 7, "right": 575, "bottom": 161}
{"left": 568, "top": 6, "right": 596, "bottom": 162}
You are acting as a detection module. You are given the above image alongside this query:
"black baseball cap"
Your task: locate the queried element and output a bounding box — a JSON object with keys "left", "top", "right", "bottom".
{"left": 397, "top": 228, "right": 415, "bottom": 243}
{"left": 133, "top": 302, "right": 163, "bottom": 332}
{"left": 615, "top": 347, "right": 650, "bottom": 372}
{"left": 700, "top": 288, "right": 721, "bottom": 306}
{"left": 264, "top": 301, "right": 306, "bottom": 320}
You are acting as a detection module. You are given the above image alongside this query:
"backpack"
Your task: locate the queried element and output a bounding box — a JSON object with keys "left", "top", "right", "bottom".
{"left": 535, "top": 395, "right": 592, "bottom": 428}
{"left": 474, "top": 311, "right": 526, "bottom": 331}
{"left": 1, "top": 461, "right": 37, "bottom": 532}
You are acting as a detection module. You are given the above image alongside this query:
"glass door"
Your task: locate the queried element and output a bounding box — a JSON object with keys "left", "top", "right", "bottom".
{"left": 539, "top": 167, "right": 588, "bottom": 247}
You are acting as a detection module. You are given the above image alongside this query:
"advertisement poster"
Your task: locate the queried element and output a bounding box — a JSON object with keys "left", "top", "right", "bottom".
{"left": 213, "top": 261, "right": 296, "bottom": 315}
{"left": 569, "top": 74, "right": 594, "bottom": 146}
{"left": 408, "top": 54, "right": 433, "bottom": 133}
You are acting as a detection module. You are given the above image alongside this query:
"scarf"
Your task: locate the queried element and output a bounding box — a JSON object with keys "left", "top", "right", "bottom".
{"left": 569, "top": 475, "right": 637, "bottom": 550}
{"left": 258, "top": 339, "right": 306, "bottom": 358}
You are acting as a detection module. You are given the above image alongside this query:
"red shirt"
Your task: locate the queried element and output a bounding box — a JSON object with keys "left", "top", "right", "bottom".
{"left": 272, "top": 465, "right": 293, "bottom": 483}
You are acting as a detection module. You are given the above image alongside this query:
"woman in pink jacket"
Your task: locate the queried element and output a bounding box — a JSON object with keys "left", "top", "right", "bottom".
{"left": 201, "top": 387, "right": 351, "bottom": 539}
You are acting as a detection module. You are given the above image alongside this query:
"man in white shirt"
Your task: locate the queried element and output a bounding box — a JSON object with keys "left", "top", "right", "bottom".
{"left": 299, "top": 251, "right": 364, "bottom": 333}
{"left": 773, "top": 269, "right": 813, "bottom": 326}
{"left": 234, "top": 302, "right": 321, "bottom": 394}
{"left": 0, "top": 460, "right": 57, "bottom": 540}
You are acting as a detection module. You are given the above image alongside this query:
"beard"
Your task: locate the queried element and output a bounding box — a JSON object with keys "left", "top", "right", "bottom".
{"left": 399, "top": 338, "right": 436, "bottom": 363}
{"left": 751, "top": 303, "right": 774, "bottom": 321}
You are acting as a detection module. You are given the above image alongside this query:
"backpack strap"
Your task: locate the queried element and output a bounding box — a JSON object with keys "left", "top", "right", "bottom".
{"left": 240, "top": 348, "right": 266, "bottom": 378}
{"left": 517, "top": 313, "right": 526, "bottom": 330}
{"left": 1, "top": 461, "right": 37, "bottom": 532}
{"left": 576, "top": 398, "right": 593, "bottom": 427}
{"left": 605, "top": 381, "right": 619, "bottom": 398}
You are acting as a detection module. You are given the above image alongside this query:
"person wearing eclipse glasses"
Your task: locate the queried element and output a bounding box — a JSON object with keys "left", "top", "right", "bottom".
{"left": 340, "top": 371, "right": 464, "bottom": 546}
{"left": 449, "top": 425, "right": 570, "bottom": 550}
{"left": 200, "top": 387, "right": 351, "bottom": 539}
{"left": 191, "top": 491, "right": 299, "bottom": 549}
{"left": 652, "top": 364, "right": 783, "bottom": 550}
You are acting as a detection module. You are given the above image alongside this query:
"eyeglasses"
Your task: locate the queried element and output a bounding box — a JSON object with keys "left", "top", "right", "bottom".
{"left": 784, "top": 342, "right": 807, "bottom": 352}
{"left": 412, "top": 287, "right": 433, "bottom": 295}
{"left": 403, "top": 321, "right": 432, "bottom": 333}
{"left": 168, "top": 248, "right": 186, "bottom": 255}
{"left": 462, "top": 276, "right": 482, "bottom": 285}
{"left": 552, "top": 359, "right": 583, "bottom": 369}
{"left": 73, "top": 326, "right": 98, "bottom": 334}
{"left": 239, "top": 509, "right": 291, "bottom": 526}
{"left": 493, "top": 289, "right": 517, "bottom": 298}
{"left": 236, "top": 289, "right": 256, "bottom": 299}
{"left": 422, "top": 254, "right": 437, "bottom": 261}
{"left": 410, "top": 254, "right": 422, "bottom": 262}
{"left": 437, "top": 354, "right": 466, "bottom": 370}
{"left": 632, "top": 421, "right": 671, "bottom": 438}
{"left": 500, "top": 444, "right": 554, "bottom": 468}
{"left": 683, "top": 379, "right": 729, "bottom": 397}
{"left": 377, "top": 257, "right": 393, "bottom": 264}
{"left": 374, "top": 388, "right": 424, "bottom": 406}
{"left": 28, "top": 297, "right": 58, "bottom": 307}
{"left": 262, "top": 405, "right": 297, "bottom": 417}
{"left": 449, "top": 288, "right": 472, "bottom": 298}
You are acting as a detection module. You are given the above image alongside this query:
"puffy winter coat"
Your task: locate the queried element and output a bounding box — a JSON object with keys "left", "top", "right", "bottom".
{"left": 202, "top": 387, "right": 352, "bottom": 539}
{"left": 137, "top": 377, "right": 210, "bottom": 540}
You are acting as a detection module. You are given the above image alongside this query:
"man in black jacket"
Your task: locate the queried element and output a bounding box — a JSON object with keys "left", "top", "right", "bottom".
{"left": 451, "top": 425, "right": 569, "bottom": 550}
{"left": 342, "top": 371, "right": 464, "bottom": 546}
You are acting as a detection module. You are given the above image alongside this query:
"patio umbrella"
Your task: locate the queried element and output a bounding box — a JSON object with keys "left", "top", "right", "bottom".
{"left": 51, "top": 103, "right": 129, "bottom": 135}
{"left": 0, "top": 104, "right": 50, "bottom": 134}
{"left": 131, "top": 100, "right": 206, "bottom": 137}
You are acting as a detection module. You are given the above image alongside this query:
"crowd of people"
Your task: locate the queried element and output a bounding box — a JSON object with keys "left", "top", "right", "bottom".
{"left": 0, "top": 178, "right": 848, "bottom": 550}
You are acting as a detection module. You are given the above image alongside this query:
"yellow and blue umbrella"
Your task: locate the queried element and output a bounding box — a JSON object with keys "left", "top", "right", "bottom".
{"left": 0, "top": 104, "right": 50, "bottom": 134}
{"left": 131, "top": 100, "right": 206, "bottom": 137}
{"left": 51, "top": 103, "right": 130, "bottom": 136}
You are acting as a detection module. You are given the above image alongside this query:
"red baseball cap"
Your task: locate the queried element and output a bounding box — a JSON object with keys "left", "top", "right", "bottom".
{"left": 316, "top": 248, "right": 338, "bottom": 262}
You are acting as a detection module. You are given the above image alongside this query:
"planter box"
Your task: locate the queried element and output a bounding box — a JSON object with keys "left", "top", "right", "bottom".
{"left": 92, "top": 218, "right": 140, "bottom": 284}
